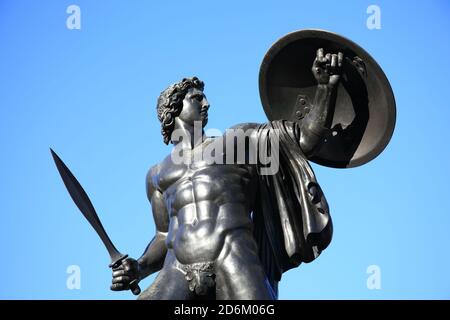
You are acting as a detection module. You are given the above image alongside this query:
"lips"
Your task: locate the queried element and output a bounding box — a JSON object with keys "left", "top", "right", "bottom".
{"left": 200, "top": 106, "right": 209, "bottom": 117}
{"left": 200, "top": 107, "right": 208, "bottom": 125}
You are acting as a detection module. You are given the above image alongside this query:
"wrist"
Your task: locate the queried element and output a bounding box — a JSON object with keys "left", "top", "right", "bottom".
{"left": 136, "top": 259, "right": 145, "bottom": 280}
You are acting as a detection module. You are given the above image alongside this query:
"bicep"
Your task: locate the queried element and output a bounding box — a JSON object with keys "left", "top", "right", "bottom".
{"left": 146, "top": 171, "right": 169, "bottom": 234}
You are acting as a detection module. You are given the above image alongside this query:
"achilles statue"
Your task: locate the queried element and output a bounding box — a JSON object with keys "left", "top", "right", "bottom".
{"left": 109, "top": 30, "right": 396, "bottom": 299}
{"left": 111, "top": 57, "right": 335, "bottom": 299}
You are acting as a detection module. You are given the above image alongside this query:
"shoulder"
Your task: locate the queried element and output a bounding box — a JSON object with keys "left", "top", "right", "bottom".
{"left": 266, "top": 120, "right": 301, "bottom": 140}
{"left": 226, "top": 122, "right": 262, "bottom": 139}
{"left": 146, "top": 152, "right": 177, "bottom": 194}
{"left": 228, "top": 122, "right": 261, "bottom": 131}
{"left": 228, "top": 120, "right": 300, "bottom": 139}
{"left": 266, "top": 119, "right": 298, "bottom": 130}
{"left": 222, "top": 122, "right": 261, "bottom": 147}
{"left": 146, "top": 160, "right": 164, "bottom": 196}
{"left": 229, "top": 120, "right": 298, "bottom": 131}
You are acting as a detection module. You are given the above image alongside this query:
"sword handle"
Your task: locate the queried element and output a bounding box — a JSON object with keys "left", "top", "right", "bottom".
{"left": 110, "top": 254, "right": 142, "bottom": 296}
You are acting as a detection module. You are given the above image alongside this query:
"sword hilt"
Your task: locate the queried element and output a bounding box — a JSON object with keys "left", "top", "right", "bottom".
{"left": 110, "top": 254, "right": 142, "bottom": 296}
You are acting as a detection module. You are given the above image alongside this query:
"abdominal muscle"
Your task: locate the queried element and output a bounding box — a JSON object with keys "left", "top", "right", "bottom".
{"left": 166, "top": 201, "right": 252, "bottom": 265}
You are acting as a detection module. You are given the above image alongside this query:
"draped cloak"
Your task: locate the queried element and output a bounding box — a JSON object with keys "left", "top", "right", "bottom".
{"left": 248, "top": 120, "right": 333, "bottom": 297}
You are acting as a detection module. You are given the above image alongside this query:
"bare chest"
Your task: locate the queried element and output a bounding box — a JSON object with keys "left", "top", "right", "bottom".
{"left": 156, "top": 159, "right": 256, "bottom": 213}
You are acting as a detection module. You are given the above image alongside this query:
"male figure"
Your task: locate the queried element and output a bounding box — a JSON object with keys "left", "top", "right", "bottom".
{"left": 111, "top": 49, "right": 343, "bottom": 299}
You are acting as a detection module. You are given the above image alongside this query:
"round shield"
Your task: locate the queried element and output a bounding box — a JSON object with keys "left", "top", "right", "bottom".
{"left": 259, "top": 29, "right": 396, "bottom": 168}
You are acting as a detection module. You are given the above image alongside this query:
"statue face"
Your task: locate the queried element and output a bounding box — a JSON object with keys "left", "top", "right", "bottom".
{"left": 178, "top": 88, "right": 209, "bottom": 126}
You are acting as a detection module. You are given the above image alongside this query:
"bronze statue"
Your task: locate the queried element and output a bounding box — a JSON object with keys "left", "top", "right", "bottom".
{"left": 52, "top": 30, "right": 395, "bottom": 300}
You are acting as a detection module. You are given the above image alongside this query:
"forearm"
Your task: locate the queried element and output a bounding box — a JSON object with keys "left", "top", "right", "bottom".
{"left": 300, "top": 84, "right": 337, "bottom": 155}
{"left": 137, "top": 232, "right": 167, "bottom": 279}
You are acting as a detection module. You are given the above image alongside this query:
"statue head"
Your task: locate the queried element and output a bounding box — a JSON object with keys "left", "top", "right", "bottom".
{"left": 156, "top": 77, "right": 209, "bottom": 145}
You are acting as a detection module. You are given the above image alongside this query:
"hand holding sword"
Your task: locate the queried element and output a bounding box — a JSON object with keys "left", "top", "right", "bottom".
{"left": 50, "top": 149, "right": 141, "bottom": 296}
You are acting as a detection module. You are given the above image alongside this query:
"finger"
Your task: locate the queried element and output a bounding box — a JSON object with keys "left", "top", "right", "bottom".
{"left": 112, "top": 276, "right": 131, "bottom": 284}
{"left": 110, "top": 283, "right": 129, "bottom": 291}
{"left": 123, "top": 258, "right": 137, "bottom": 268}
{"left": 112, "top": 264, "right": 124, "bottom": 272}
{"left": 317, "top": 48, "right": 324, "bottom": 62}
{"left": 325, "top": 53, "right": 331, "bottom": 63}
{"left": 331, "top": 54, "right": 338, "bottom": 68}
{"left": 123, "top": 263, "right": 133, "bottom": 271}
{"left": 338, "top": 52, "right": 344, "bottom": 67}
{"left": 112, "top": 269, "right": 127, "bottom": 277}
{"left": 312, "top": 57, "right": 319, "bottom": 68}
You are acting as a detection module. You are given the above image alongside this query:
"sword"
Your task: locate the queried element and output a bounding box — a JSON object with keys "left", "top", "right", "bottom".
{"left": 50, "top": 148, "right": 141, "bottom": 296}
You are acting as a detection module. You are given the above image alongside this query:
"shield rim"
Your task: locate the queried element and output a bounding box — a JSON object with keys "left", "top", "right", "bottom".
{"left": 258, "top": 29, "right": 396, "bottom": 168}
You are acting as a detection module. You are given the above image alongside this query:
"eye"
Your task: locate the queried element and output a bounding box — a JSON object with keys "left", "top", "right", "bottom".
{"left": 192, "top": 94, "right": 203, "bottom": 102}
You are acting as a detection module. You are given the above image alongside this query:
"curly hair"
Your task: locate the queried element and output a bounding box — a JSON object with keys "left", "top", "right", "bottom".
{"left": 156, "top": 77, "right": 205, "bottom": 145}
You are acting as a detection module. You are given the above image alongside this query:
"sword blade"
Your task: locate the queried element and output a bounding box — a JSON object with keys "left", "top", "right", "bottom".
{"left": 50, "top": 148, "right": 123, "bottom": 264}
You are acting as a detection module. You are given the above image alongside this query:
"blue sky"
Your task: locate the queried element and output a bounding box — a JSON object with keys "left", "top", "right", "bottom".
{"left": 0, "top": 0, "right": 449, "bottom": 299}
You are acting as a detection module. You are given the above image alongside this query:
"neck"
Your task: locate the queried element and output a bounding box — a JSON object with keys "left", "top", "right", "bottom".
{"left": 171, "top": 118, "right": 205, "bottom": 150}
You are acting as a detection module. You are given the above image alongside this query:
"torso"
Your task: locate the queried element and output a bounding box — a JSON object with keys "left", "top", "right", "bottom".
{"left": 153, "top": 137, "right": 258, "bottom": 264}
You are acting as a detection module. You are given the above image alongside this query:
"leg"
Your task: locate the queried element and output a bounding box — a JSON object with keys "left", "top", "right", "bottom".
{"left": 215, "top": 229, "right": 276, "bottom": 300}
{"left": 137, "top": 250, "right": 194, "bottom": 300}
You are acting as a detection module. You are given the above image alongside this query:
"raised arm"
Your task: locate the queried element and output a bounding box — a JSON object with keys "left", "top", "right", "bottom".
{"left": 300, "top": 48, "right": 343, "bottom": 157}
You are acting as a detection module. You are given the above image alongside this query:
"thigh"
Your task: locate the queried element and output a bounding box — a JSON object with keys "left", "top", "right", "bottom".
{"left": 215, "top": 229, "right": 275, "bottom": 300}
{"left": 137, "top": 252, "right": 194, "bottom": 300}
